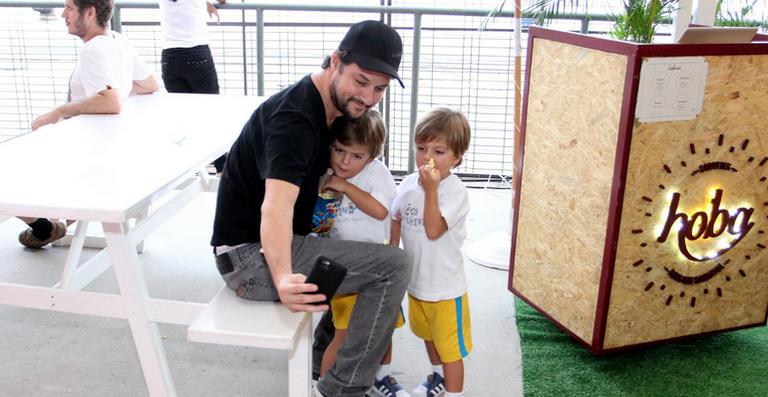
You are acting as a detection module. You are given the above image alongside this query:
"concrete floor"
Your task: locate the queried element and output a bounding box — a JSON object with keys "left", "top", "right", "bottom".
{"left": 0, "top": 187, "right": 522, "bottom": 396}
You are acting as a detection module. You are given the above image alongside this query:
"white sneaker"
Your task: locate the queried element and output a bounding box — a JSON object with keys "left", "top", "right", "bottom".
{"left": 411, "top": 385, "right": 427, "bottom": 397}
{"left": 367, "top": 375, "right": 411, "bottom": 397}
{"left": 411, "top": 372, "right": 445, "bottom": 397}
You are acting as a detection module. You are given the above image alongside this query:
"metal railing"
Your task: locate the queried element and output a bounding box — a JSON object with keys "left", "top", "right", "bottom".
{"left": 0, "top": 0, "right": 633, "bottom": 181}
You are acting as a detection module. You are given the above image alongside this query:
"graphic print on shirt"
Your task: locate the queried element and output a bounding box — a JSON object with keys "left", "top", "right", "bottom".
{"left": 402, "top": 202, "right": 424, "bottom": 228}
{"left": 336, "top": 200, "right": 358, "bottom": 217}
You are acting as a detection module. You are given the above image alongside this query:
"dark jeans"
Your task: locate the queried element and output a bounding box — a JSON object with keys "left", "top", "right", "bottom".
{"left": 161, "top": 44, "right": 226, "bottom": 171}
{"left": 217, "top": 235, "right": 409, "bottom": 397}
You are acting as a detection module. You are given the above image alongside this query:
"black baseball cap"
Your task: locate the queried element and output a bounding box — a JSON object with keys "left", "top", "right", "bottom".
{"left": 338, "top": 20, "right": 404, "bottom": 88}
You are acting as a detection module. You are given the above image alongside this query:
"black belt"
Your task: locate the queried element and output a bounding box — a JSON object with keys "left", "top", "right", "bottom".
{"left": 215, "top": 252, "right": 234, "bottom": 275}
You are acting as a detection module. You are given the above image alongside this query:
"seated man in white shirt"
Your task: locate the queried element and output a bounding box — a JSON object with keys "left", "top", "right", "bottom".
{"left": 19, "top": 0, "right": 159, "bottom": 249}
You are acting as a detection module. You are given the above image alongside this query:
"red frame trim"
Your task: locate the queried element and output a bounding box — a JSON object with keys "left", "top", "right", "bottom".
{"left": 507, "top": 24, "right": 537, "bottom": 291}
{"left": 765, "top": 295, "right": 768, "bottom": 325}
{"left": 515, "top": 289, "right": 767, "bottom": 356}
{"left": 525, "top": 26, "right": 637, "bottom": 55}
{"left": 637, "top": 44, "right": 768, "bottom": 57}
{"left": 591, "top": 50, "right": 643, "bottom": 351}
{"left": 599, "top": 321, "right": 767, "bottom": 355}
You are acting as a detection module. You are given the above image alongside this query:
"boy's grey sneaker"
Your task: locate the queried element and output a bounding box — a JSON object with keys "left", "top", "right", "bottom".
{"left": 367, "top": 375, "right": 411, "bottom": 397}
{"left": 411, "top": 372, "right": 445, "bottom": 397}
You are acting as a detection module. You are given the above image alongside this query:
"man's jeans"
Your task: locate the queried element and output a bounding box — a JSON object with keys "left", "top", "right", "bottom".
{"left": 218, "top": 235, "right": 409, "bottom": 397}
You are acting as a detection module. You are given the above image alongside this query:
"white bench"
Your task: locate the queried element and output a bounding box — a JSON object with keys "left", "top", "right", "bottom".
{"left": 187, "top": 286, "right": 313, "bottom": 397}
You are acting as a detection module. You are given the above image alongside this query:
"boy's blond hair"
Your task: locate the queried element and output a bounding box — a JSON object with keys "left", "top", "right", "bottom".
{"left": 414, "top": 107, "right": 471, "bottom": 166}
{"left": 334, "top": 109, "right": 386, "bottom": 158}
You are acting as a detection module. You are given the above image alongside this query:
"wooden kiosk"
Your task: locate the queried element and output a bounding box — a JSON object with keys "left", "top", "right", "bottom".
{"left": 509, "top": 26, "right": 768, "bottom": 354}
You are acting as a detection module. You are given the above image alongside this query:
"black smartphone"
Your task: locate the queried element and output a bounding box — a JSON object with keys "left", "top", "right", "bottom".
{"left": 304, "top": 256, "right": 347, "bottom": 305}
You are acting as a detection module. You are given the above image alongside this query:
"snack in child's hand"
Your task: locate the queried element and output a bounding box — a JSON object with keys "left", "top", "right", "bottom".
{"left": 318, "top": 169, "right": 343, "bottom": 201}
{"left": 312, "top": 169, "right": 344, "bottom": 235}
{"left": 311, "top": 193, "right": 342, "bottom": 235}
{"left": 427, "top": 158, "right": 436, "bottom": 176}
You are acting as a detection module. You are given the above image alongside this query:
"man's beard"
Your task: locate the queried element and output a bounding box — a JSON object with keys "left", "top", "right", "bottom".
{"left": 70, "top": 18, "right": 87, "bottom": 39}
{"left": 330, "top": 76, "right": 368, "bottom": 122}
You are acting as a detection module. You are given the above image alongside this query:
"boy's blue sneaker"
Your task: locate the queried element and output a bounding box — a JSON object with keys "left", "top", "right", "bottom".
{"left": 411, "top": 372, "right": 445, "bottom": 397}
{"left": 367, "top": 375, "right": 411, "bottom": 397}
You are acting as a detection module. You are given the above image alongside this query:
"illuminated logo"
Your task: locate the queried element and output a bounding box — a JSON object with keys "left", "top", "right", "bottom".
{"left": 657, "top": 189, "right": 754, "bottom": 262}
{"left": 631, "top": 134, "right": 765, "bottom": 308}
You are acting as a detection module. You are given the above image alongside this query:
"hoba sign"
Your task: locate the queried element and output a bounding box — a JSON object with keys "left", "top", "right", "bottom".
{"left": 657, "top": 189, "right": 754, "bottom": 263}
{"left": 632, "top": 133, "right": 766, "bottom": 307}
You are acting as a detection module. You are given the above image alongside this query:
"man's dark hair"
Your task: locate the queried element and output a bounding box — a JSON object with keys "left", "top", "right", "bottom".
{"left": 321, "top": 50, "right": 354, "bottom": 70}
{"left": 74, "top": 0, "right": 114, "bottom": 29}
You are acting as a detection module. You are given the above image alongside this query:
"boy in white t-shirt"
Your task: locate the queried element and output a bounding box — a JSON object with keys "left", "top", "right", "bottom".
{"left": 315, "top": 110, "right": 410, "bottom": 397}
{"left": 391, "top": 108, "right": 472, "bottom": 397}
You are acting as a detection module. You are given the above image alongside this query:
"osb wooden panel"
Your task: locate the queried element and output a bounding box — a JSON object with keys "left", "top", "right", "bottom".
{"left": 513, "top": 38, "right": 627, "bottom": 343}
{"left": 606, "top": 54, "right": 768, "bottom": 348}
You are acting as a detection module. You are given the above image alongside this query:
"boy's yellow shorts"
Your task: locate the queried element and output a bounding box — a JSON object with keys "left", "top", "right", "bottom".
{"left": 331, "top": 293, "right": 405, "bottom": 330}
{"left": 408, "top": 293, "right": 472, "bottom": 363}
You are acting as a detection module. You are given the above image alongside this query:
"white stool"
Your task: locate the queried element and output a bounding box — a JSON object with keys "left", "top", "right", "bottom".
{"left": 187, "top": 286, "right": 312, "bottom": 397}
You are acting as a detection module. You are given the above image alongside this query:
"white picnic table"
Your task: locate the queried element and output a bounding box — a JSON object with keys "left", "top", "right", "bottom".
{"left": 0, "top": 93, "right": 311, "bottom": 396}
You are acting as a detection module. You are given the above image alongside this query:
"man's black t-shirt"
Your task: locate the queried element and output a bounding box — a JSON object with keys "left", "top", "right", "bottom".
{"left": 211, "top": 75, "right": 332, "bottom": 246}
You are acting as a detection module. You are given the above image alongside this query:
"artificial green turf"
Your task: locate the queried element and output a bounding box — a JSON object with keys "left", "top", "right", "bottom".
{"left": 515, "top": 298, "right": 768, "bottom": 397}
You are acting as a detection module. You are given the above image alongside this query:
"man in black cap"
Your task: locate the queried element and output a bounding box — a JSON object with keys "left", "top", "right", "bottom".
{"left": 211, "top": 20, "right": 409, "bottom": 396}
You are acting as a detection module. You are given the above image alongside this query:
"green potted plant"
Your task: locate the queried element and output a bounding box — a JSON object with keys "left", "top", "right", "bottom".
{"left": 714, "top": 0, "right": 767, "bottom": 29}
{"left": 526, "top": 0, "right": 586, "bottom": 26}
{"left": 523, "top": 0, "right": 678, "bottom": 43}
{"left": 609, "top": 0, "right": 677, "bottom": 43}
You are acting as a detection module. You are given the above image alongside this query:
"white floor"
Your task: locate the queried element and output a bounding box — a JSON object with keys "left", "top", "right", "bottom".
{"left": 0, "top": 187, "right": 523, "bottom": 396}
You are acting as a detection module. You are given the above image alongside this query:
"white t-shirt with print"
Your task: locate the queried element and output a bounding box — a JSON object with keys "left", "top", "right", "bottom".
{"left": 391, "top": 172, "right": 470, "bottom": 301}
{"left": 330, "top": 159, "right": 397, "bottom": 244}
{"left": 69, "top": 32, "right": 152, "bottom": 102}
{"left": 158, "top": 0, "right": 210, "bottom": 49}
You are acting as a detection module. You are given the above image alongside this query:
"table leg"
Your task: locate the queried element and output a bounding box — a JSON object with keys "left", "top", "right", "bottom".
{"left": 134, "top": 204, "right": 150, "bottom": 254}
{"left": 288, "top": 314, "right": 312, "bottom": 397}
{"left": 103, "top": 222, "right": 176, "bottom": 397}
{"left": 59, "top": 221, "right": 89, "bottom": 289}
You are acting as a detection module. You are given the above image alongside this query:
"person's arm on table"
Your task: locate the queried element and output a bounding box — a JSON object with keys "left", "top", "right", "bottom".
{"left": 261, "top": 178, "right": 327, "bottom": 313}
{"left": 131, "top": 74, "right": 160, "bottom": 95}
{"left": 31, "top": 86, "right": 121, "bottom": 131}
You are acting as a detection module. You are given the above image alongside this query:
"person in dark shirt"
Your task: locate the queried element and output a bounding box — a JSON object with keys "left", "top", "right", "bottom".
{"left": 211, "top": 20, "right": 409, "bottom": 397}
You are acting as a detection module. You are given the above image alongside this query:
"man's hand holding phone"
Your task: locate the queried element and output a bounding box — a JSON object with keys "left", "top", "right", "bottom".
{"left": 274, "top": 273, "right": 328, "bottom": 313}
{"left": 304, "top": 256, "right": 347, "bottom": 305}
{"left": 274, "top": 257, "right": 347, "bottom": 313}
